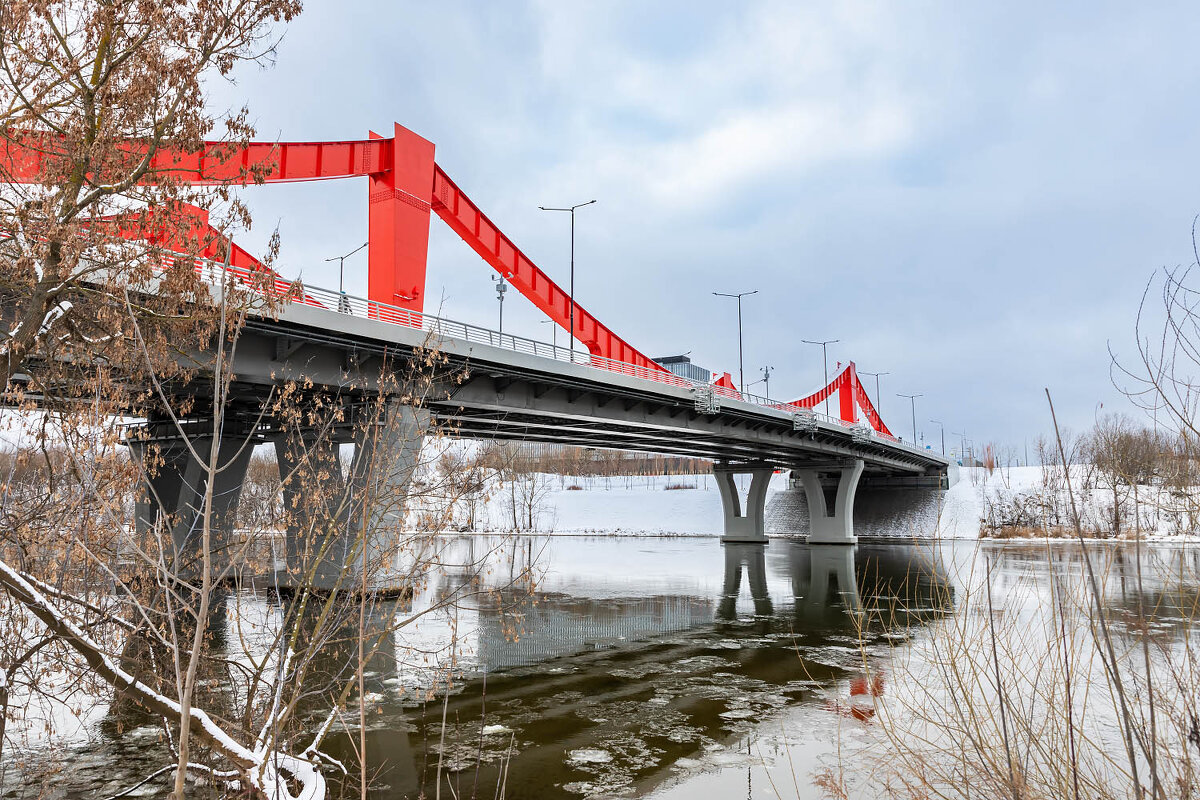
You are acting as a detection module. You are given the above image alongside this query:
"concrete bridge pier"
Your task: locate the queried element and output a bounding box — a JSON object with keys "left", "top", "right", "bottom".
{"left": 794, "top": 459, "right": 865, "bottom": 545}
{"left": 275, "top": 401, "right": 429, "bottom": 592}
{"left": 714, "top": 462, "right": 776, "bottom": 543}
{"left": 274, "top": 431, "right": 354, "bottom": 589}
{"left": 346, "top": 402, "right": 429, "bottom": 583}
{"left": 127, "top": 419, "right": 255, "bottom": 575}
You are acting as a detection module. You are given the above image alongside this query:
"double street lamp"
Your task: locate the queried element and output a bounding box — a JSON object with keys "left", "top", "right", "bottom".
{"left": 713, "top": 290, "right": 758, "bottom": 393}
{"left": 929, "top": 418, "right": 946, "bottom": 455}
{"left": 802, "top": 339, "right": 839, "bottom": 415}
{"left": 492, "top": 274, "right": 508, "bottom": 335}
{"left": 952, "top": 430, "right": 968, "bottom": 463}
{"left": 858, "top": 370, "right": 889, "bottom": 416}
{"left": 325, "top": 241, "right": 367, "bottom": 313}
{"left": 896, "top": 392, "right": 922, "bottom": 444}
{"left": 538, "top": 199, "right": 597, "bottom": 357}
{"left": 760, "top": 365, "right": 774, "bottom": 399}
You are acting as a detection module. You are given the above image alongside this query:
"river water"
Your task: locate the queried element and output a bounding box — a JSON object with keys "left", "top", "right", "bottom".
{"left": 7, "top": 535, "right": 1200, "bottom": 799}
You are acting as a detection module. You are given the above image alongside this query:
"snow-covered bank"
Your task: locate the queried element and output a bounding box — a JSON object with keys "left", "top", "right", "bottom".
{"left": 459, "top": 465, "right": 1200, "bottom": 541}
{"left": 936, "top": 464, "right": 1200, "bottom": 540}
{"left": 466, "top": 473, "right": 791, "bottom": 536}
{"left": 463, "top": 471, "right": 955, "bottom": 538}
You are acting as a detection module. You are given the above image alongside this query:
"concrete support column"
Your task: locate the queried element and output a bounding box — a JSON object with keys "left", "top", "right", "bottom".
{"left": 714, "top": 463, "right": 775, "bottom": 543}
{"left": 794, "top": 459, "right": 865, "bottom": 545}
{"left": 346, "top": 402, "right": 429, "bottom": 581}
{"left": 275, "top": 401, "right": 428, "bottom": 592}
{"left": 274, "top": 433, "right": 352, "bottom": 588}
{"left": 128, "top": 422, "right": 254, "bottom": 576}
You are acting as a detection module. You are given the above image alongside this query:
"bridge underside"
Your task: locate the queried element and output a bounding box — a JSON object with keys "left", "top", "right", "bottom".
{"left": 434, "top": 386, "right": 931, "bottom": 475}
{"left": 223, "top": 317, "right": 946, "bottom": 479}
{"left": 227, "top": 314, "right": 944, "bottom": 548}
{"left": 25, "top": 307, "right": 948, "bottom": 577}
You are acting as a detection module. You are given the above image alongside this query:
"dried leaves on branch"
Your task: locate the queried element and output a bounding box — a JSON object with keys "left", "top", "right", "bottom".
{"left": 0, "top": 0, "right": 300, "bottom": 401}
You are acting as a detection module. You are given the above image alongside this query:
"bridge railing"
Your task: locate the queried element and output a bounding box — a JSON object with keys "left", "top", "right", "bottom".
{"left": 179, "top": 257, "right": 929, "bottom": 457}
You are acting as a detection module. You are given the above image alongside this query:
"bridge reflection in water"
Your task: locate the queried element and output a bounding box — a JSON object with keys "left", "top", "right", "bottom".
{"left": 52, "top": 539, "right": 1200, "bottom": 800}
{"left": 316, "top": 537, "right": 955, "bottom": 800}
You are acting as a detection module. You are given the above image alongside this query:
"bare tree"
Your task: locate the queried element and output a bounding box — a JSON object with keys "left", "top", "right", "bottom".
{"left": 0, "top": 0, "right": 301, "bottom": 398}
{"left": 0, "top": 4, "right": 539, "bottom": 798}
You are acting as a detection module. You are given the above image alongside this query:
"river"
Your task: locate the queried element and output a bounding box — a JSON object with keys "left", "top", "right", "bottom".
{"left": 7, "top": 535, "right": 1200, "bottom": 799}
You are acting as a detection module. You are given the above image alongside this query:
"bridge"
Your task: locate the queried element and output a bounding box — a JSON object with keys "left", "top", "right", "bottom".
{"left": 5, "top": 122, "right": 950, "bottom": 583}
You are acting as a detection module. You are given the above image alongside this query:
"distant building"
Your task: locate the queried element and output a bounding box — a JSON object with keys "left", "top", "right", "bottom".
{"left": 654, "top": 354, "right": 710, "bottom": 383}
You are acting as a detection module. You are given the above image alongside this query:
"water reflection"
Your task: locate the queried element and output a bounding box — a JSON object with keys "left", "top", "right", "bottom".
{"left": 315, "top": 537, "right": 956, "bottom": 799}
{"left": 718, "top": 543, "right": 773, "bottom": 620}
{"left": 24, "top": 537, "right": 1030, "bottom": 800}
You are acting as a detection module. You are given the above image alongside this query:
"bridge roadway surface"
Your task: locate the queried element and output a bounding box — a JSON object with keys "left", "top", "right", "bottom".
{"left": 225, "top": 286, "right": 950, "bottom": 480}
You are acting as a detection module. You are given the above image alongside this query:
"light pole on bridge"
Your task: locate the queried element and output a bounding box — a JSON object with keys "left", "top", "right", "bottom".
{"left": 929, "top": 419, "right": 946, "bottom": 455}
{"left": 713, "top": 290, "right": 758, "bottom": 394}
{"left": 492, "top": 274, "right": 508, "bottom": 335}
{"left": 761, "top": 365, "right": 774, "bottom": 399}
{"left": 896, "top": 393, "right": 922, "bottom": 445}
{"left": 540, "top": 318, "right": 558, "bottom": 349}
{"left": 539, "top": 199, "right": 597, "bottom": 358}
{"left": 859, "top": 370, "right": 889, "bottom": 417}
{"left": 325, "top": 241, "right": 367, "bottom": 313}
{"left": 802, "top": 339, "right": 839, "bottom": 416}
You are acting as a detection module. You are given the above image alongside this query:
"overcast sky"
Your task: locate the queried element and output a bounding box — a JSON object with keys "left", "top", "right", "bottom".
{"left": 211, "top": 1, "right": 1200, "bottom": 454}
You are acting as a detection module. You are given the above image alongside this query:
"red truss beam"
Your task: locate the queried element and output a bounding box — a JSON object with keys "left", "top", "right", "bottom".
{"left": 430, "top": 166, "right": 658, "bottom": 370}
{"left": 8, "top": 127, "right": 904, "bottom": 436}
{"left": 2, "top": 125, "right": 664, "bottom": 371}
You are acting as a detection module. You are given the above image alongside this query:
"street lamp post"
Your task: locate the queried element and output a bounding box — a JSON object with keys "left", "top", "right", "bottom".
{"left": 492, "top": 274, "right": 508, "bottom": 335}
{"left": 896, "top": 393, "right": 922, "bottom": 444}
{"left": 325, "top": 241, "right": 368, "bottom": 313}
{"left": 540, "top": 318, "right": 558, "bottom": 349}
{"left": 761, "top": 365, "right": 774, "bottom": 399}
{"left": 952, "top": 431, "right": 968, "bottom": 463}
{"left": 712, "top": 290, "right": 758, "bottom": 393}
{"left": 539, "top": 199, "right": 597, "bottom": 358}
{"left": 859, "top": 370, "right": 889, "bottom": 417}
{"left": 930, "top": 419, "right": 946, "bottom": 455}
{"left": 802, "top": 339, "right": 840, "bottom": 415}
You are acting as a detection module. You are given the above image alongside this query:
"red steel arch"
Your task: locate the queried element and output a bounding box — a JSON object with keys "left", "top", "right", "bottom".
{"left": 2, "top": 124, "right": 665, "bottom": 372}
{"left": 5, "top": 124, "right": 899, "bottom": 434}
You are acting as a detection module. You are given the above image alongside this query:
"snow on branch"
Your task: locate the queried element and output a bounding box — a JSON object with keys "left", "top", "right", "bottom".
{"left": 0, "top": 556, "right": 327, "bottom": 800}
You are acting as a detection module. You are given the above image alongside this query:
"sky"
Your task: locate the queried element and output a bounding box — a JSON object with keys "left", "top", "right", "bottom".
{"left": 208, "top": 1, "right": 1200, "bottom": 455}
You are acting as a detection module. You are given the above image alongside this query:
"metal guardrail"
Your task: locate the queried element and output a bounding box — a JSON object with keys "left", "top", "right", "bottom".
{"left": 177, "top": 256, "right": 938, "bottom": 459}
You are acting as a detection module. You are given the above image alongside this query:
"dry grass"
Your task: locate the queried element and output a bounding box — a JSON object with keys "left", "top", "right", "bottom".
{"left": 986, "top": 525, "right": 1083, "bottom": 539}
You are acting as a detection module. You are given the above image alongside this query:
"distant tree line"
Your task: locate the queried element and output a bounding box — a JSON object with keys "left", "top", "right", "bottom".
{"left": 475, "top": 443, "right": 711, "bottom": 477}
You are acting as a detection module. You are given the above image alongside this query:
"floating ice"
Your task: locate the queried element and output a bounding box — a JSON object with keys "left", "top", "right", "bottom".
{"left": 719, "top": 708, "right": 758, "bottom": 720}
{"left": 568, "top": 748, "right": 614, "bottom": 764}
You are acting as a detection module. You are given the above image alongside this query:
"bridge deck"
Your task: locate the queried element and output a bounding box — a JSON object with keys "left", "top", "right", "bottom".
{"left": 223, "top": 279, "right": 949, "bottom": 477}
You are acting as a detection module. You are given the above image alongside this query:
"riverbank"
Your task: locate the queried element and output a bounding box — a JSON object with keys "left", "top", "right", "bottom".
{"left": 463, "top": 466, "right": 1200, "bottom": 541}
